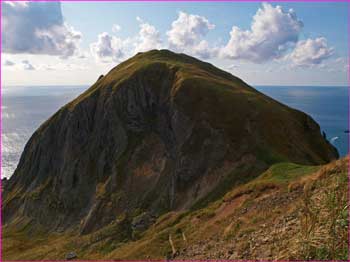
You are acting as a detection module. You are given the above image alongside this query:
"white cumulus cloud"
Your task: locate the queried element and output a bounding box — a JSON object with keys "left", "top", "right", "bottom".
{"left": 2, "top": 1, "right": 82, "bottom": 58}
{"left": 21, "top": 60, "right": 35, "bottom": 70}
{"left": 90, "top": 32, "right": 128, "bottom": 63}
{"left": 288, "top": 37, "right": 334, "bottom": 67}
{"left": 166, "top": 11, "right": 216, "bottom": 59}
{"left": 4, "top": 60, "right": 15, "bottom": 66}
{"left": 221, "top": 3, "right": 303, "bottom": 62}
{"left": 112, "top": 24, "right": 121, "bottom": 33}
{"left": 134, "top": 18, "right": 162, "bottom": 53}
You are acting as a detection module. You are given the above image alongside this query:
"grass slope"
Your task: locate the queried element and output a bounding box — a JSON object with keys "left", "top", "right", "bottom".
{"left": 3, "top": 157, "right": 348, "bottom": 260}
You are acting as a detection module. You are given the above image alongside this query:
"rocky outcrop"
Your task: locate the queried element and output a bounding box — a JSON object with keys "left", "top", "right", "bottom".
{"left": 2, "top": 50, "right": 338, "bottom": 235}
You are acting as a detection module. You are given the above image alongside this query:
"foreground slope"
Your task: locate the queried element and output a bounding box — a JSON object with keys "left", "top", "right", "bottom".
{"left": 3, "top": 50, "right": 337, "bottom": 236}
{"left": 3, "top": 157, "right": 348, "bottom": 260}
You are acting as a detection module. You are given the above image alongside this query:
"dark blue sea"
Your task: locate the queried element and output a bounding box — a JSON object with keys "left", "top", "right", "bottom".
{"left": 1, "top": 85, "right": 348, "bottom": 178}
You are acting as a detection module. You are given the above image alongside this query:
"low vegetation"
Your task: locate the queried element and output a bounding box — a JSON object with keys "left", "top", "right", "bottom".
{"left": 3, "top": 156, "right": 348, "bottom": 260}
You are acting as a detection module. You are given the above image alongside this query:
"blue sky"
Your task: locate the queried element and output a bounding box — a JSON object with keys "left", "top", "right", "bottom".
{"left": 2, "top": 1, "right": 349, "bottom": 86}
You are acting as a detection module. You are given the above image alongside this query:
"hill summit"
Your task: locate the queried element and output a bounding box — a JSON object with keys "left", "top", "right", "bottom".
{"left": 3, "top": 49, "right": 338, "bottom": 235}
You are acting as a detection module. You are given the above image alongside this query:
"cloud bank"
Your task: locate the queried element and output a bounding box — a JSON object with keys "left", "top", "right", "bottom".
{"left": 2, "top": 1, "right": 82, "bottom": 58}
{"left": 3, "top": 2, "right": 337, "bottom": 71}
{"left": 90, "top": 3, "right": 332, "bottom": 66}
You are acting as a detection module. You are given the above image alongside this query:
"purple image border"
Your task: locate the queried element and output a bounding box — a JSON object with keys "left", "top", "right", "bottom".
{"left": 0, "top": 0, "right": 349, "bottom": 261}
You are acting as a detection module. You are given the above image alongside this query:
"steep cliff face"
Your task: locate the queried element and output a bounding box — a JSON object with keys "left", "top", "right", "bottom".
{"left": 3, "top": 50, "right": 338, "bottom": 234}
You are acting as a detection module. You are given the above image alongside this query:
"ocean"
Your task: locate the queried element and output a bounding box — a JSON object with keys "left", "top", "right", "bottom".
{"left": 1, "top": 85, "right": 348, "bottom": 179}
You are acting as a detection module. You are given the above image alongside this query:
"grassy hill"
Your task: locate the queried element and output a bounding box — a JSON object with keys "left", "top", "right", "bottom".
{"left": 2, "top": 50, "right": 341, "bottom": 260}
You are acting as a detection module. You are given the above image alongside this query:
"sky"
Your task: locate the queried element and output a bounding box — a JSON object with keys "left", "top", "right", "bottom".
{"left": 1, "top": 1, "right": 349, "bottom": 87}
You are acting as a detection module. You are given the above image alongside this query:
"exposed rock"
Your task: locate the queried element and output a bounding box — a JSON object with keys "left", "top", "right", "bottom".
{"left": 65, "top": 252, "right": 77, "bottom": 260}
{"left": 131, "top": 212, "right": 156, "bottom": 231}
